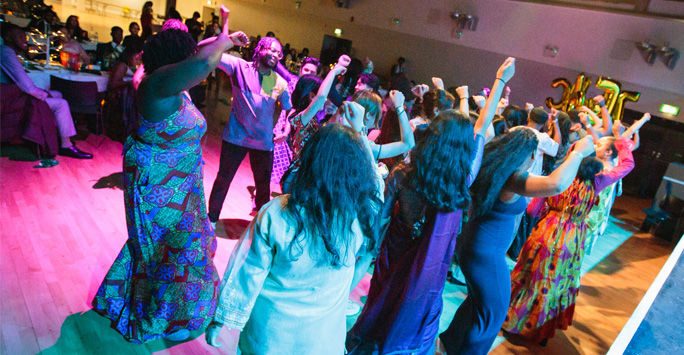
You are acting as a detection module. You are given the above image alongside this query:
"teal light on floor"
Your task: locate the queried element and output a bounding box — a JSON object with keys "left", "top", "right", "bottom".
{"left": 347, "top": 215, "right": 636, "bottom": 352}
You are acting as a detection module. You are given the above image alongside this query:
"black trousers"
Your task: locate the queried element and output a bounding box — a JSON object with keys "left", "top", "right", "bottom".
{"left": 208, "top": 140, "right": 273, "bottom": 222}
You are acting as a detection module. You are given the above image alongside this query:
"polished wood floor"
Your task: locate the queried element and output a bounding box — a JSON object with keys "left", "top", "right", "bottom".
{"left": 0, "top": 87, "right": 675, "bottom": 354}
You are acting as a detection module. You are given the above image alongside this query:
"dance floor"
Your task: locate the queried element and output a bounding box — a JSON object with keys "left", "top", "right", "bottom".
{"left": 0, "top": 86, "right": 675, "bottom": 355}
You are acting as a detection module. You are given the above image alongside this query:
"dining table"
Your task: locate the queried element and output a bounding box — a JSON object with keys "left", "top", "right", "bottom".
{"left": 26, "top": 65, "right": 110, "bottom": 92}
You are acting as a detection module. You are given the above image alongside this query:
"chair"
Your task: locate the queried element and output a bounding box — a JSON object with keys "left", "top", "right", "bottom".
{"left": 50, "top": 75, "right": 105, "bottom": 146}
{"left": 644, "top": 195, "right": 684, "bottom": 242}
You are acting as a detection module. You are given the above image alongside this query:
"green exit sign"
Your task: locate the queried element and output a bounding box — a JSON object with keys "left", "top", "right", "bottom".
{"left": 660, "top": 104, "right": 680, "bottom": 116}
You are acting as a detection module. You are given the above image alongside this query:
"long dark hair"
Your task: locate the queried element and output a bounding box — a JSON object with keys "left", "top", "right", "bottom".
{"left": 470, "top": 127, "right": 539, "bottom": 218}
{"left": 375, "top": 107, "right": 402, "bottom": 168}
{"left": 422, "top": 89, "right": 455, "bottom": 120}
{"left": 502, "top": 105, "right": 528, "bottom": 128}
{"left": 287, "top": 124, "right": 381, "bottom": 267}
{"left": 142, "top": 29, "right": 196, "bottom": 74}
{"left": 291, "top": 74, "right": 322, "bottom": 112}
{"left": 406, "top": 109, "right": 475, "bottom": 211}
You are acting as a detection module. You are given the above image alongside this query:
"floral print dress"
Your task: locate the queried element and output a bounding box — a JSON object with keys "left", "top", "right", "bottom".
{"left": 92, "top": 93, "right": 220, "bottom": 343}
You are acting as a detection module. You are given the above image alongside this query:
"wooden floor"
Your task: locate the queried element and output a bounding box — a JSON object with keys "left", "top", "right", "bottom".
{"left": 0, "top": 86, "right": 675, "bottom": 355}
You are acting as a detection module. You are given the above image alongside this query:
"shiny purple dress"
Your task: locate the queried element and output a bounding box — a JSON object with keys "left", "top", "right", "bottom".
{"left": 346, "top": 135, "right": 484, "bottom": 354}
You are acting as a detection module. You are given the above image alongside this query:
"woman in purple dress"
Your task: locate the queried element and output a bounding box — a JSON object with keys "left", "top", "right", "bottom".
{"left": 345, "top": 58, "right": 516, "bottom": 355}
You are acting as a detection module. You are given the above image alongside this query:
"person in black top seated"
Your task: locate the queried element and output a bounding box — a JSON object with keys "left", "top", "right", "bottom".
{"left": 122, "top": 22, "right": 144, "bottom": 49}
{"left": 96, "top": 26, "right": 124, "bottom": 70}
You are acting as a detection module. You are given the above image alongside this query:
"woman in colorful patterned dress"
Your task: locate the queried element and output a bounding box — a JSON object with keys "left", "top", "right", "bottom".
{"left": 345, "top": 57, "right": 514, "bottom": 355}
{"left": 502, "top": 137, "right": 636, "bottom": 344}
{"left": 92, "top": 7, "right": 248, "bottom": 343}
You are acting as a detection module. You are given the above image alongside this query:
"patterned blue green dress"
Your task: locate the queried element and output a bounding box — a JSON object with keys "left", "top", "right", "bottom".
{"left": 92, "top": 93, "right": 220, "bottom": 344}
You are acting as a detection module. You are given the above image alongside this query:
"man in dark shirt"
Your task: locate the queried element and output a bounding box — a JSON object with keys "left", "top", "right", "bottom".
{"left": 185, "top": 12, "right": 203, "bottom": 42}
{"left": 96, "top": 26, "right": 124, "bottom": 70}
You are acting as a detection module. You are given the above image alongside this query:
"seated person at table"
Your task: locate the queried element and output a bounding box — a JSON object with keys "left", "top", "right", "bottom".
{"left": 96, "top": 26, "right": 124, "bottom": 70}
{"left": 27, "top": 8, "right": 59, "bottom": 34}
{"left": 1, "top": 23, "right": 93, "bottom": 159}
{"left": 122, "top": 22, "right": 144, "bottom": 50}
{"left": 106, "top": 44, "right": 143, "bottom": 142}
{"left": 54, "top": 25, "right": 91, "bottom": 67}
{"left": 65, "top": 15, "right": 89, "bottom": 42}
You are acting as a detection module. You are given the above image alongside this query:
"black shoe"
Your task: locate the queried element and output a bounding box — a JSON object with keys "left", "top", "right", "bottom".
{"left": 446, "top": 271, "right": 467, "bottom": 286}
{"left": 58, "top": 145, "right": 93, "bottom": 159}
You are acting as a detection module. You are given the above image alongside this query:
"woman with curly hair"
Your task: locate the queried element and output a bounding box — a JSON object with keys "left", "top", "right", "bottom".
{"left": 92, "top": 7, "right": 248, "bottom": 343}
{"left": 206, "top": 123, "right": 383, "bottom": 354}
{"left": 502, "top": 135, "right": 636, "bottom": 345}
{"left": 345, "top": 58, "right": 515, "bottom": 355}
{"left": 438, "top": 127, "right": 597, "bottom": 354}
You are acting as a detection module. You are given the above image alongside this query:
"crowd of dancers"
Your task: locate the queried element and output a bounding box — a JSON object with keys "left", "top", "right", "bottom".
{"left": 89, "top": 7, "right": 649, "bottom": 354}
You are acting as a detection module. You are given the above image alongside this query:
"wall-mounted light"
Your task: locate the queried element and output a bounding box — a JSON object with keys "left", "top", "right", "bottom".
{"left": 450, "top": 11, "right": 477, "bottom": 31}
{"left": 392, "top": 18, "right": 400, "bottom": 26}
{"left": 657, "top": 43, "right": 680, "bottom": 70}
{"left": 334, "top": 28, "right": 343, "bottom": 36}
{"left": 636, "top": 40, "right": 657, "bottom": 65}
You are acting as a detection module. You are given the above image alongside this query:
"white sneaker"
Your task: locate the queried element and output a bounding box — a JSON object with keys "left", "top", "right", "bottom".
{"left": 346, "top": 299, "right": 361, "bottom": 316}
{"left": 211, "top": 221, "right": 217, "bottom": 230}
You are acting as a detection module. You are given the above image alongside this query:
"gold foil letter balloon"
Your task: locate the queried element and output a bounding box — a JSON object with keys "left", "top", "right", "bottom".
{"left": 594, "top": 77, "right": 621, "bottom": 114}
{"left": 546, "top": 74, "right": 640, "bottom": 120}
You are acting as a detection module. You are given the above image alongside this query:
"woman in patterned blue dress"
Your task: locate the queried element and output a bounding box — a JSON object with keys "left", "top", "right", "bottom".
{"left": 92, "top": 7, "right": 249, "bottom": 343}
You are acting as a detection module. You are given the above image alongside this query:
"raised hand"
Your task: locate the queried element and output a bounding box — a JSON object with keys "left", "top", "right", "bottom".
{"left": 220, "top": 6, "right": 230, "bottom": 34}
{"left": 456, "top": 85, "right": 469, "bottom": 99}
{"left": 342, "top": 101, "right": 366, "bottom": 132}
{"left": 497, "top": 98, "right": 509, "bottom": 111}
{"left": 333, "top": 54, "right": 351, "bottom": 75}
{"left": 550, "top": 107, "right": 559, "bottom": 118}
{"left": 389, "top": 90, "right": 405, "bottom": 109}
{"left": 473, "top": 95, "right": 486, "bottom": 110}
{"left": 574, "top": 136, "right": 595, "bottom": 158}
{"left": 593, "top": 95, "right": 605, "bottom": 107}
{"left": 432, "top": 77, "right": 445, "bottom": 90}
{"left": 496, "top": 57, "right": 515, "bottom": 84}
{"left": 229, "top": 31, "right": 249, "bottom": 47}
{"left": 411, "top": 84, "right": 428, "bottom": 100}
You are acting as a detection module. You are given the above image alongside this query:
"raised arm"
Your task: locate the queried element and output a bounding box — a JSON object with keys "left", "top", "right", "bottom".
{"left": 622, "top": 112, "right": 650, "bottom": 139}
{"left": 474, "top": 57, "right": 515, "bottom": 138}
{"left": 594, "top": 138, "right": 635, "bottom": 192}
{"left": 298, "top": 55, "right": 350, "bottom": 126}
{"left": 144, "top": 7, "right": 248, "bottom": 99}
{"left": 593, "top": 95, "right": 613, "bottom": 137}
{"left": 548, "top": 108, "right": 562, "bottom": 146}
{"left": 456, "top": 85, "right": 469, "bottom": 114}
{"left": 506, "top": 136, "right": 596, "bottom": 197}
{"left": 579, "top": 111, "right": 600, "bottom": 141}
{"left": 372, "top": 90, "right": 416, "bottom": 160}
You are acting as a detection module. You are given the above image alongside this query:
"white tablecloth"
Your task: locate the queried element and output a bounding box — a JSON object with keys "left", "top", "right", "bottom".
{"left": 27, "top": 69, "right": 109, "bottom": 92}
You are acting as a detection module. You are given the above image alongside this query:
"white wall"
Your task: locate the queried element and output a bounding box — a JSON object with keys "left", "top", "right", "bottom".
{"left": 211, "top": 0, "right": 684, "bottom": 123}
